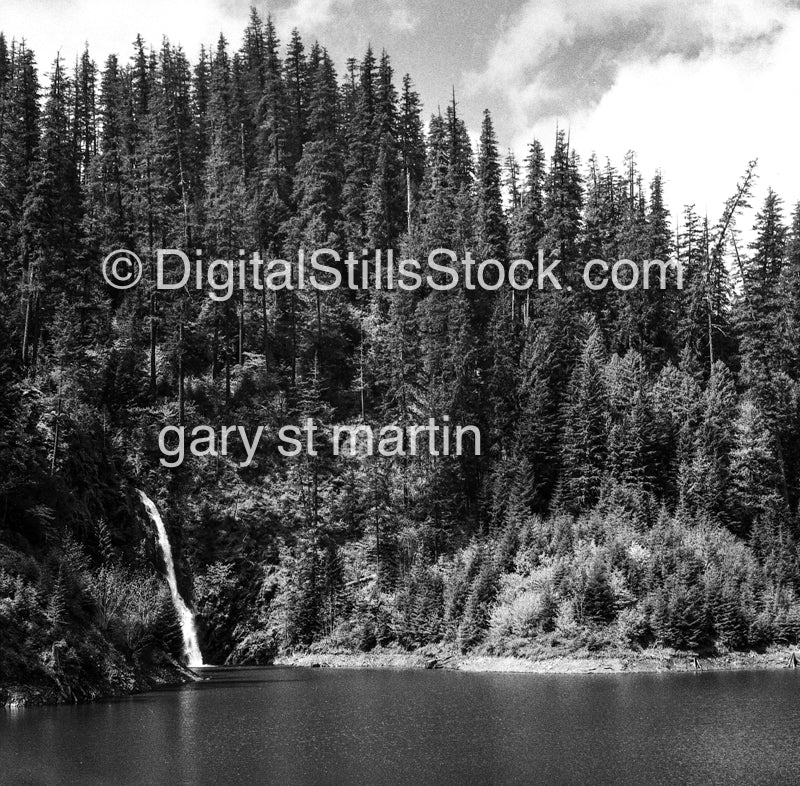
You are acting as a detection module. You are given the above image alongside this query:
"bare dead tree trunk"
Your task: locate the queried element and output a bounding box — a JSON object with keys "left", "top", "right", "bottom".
{"left": 225, "top": 351, "right": 231, "bottom": 408}
{"left": 406, "top": 167, "right": 412, "bottom": 234}
{"left": 291, "top": 291, "right": 297, "bottom": 387}
{"left": 21, "top": 263, "right": 36, "bottom": 365}
{"left": 239, "top": 289, "right": 245, "bottom": 366}
{"left": 30, "top": 295, "right": 41, "bottom": 371}
{"left": 50, "top": 361, "right": 64, "bottom": 476}
{"left": 316, "top": 289, "right": 321, "bottom": 349}
{"left": 261, "top": 283, "right": 270, "bottom": 373}
{"left": 150, "top": 285, "right": 157, "bottom": 399}
{"left": 177, "top": 316, "right": 184, "bottom": 425}
{"left": 212, "top": 307, "right": 219, "bottom": 380}
{"left": 359, "top": 321, "right": 366, "bottom": 421}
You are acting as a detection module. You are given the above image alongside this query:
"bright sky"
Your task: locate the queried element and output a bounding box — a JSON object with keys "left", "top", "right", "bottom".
{"left": 3, "top": 0, "right": 800, "bottom": 231}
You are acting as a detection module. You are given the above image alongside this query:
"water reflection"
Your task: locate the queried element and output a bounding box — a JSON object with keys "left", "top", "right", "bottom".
{"left": 2, "top": 667, "right": 799, "bottom": 785}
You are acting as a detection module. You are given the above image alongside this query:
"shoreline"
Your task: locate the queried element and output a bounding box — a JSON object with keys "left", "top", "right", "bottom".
{"left": 1, "top": 658, "right": 202, "bottom": 710}
{"left": 6, "top": 648, "right": 798, "bottom": 710}
{"left": 274, "top": 647, "right": 800, "bottom": 675}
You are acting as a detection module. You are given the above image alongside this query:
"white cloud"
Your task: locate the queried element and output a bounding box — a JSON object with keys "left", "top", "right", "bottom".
{"left": 471, "top": 0, "right": 800, "bottom": 218}
{"left": 2, "top": 0, "right": 248, "bottom": 64}
{"left": 585, "top": 25, "right": 800, "bottom": 218}
{"left": 273, "top": 0, "right": 355, "bottom": 38}
{"left": 387, "top": 7, "right": 420, "bottom": 33}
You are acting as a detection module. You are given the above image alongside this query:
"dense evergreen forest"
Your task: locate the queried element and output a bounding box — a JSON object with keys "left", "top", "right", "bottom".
{"left": 2, "top": 10, "right": 800, "bottom": 697}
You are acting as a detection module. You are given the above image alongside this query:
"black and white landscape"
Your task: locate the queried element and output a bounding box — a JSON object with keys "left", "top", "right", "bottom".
{"left": 2, "top": 1, "right": 800, "bottom": 783}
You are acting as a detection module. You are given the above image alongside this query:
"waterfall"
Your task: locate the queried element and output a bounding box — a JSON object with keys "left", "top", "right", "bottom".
{"left": 138, "top": 490, "right": 204, "bottom": 667}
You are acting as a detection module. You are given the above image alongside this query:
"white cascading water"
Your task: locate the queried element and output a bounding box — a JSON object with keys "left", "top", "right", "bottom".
{"left": 138, "top": 490, "right": 204, "bottom": 667}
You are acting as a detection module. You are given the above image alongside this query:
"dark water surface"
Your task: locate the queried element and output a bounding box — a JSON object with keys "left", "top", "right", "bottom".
{"left": 2, "top": 666, "right": 800, "bottom": 785}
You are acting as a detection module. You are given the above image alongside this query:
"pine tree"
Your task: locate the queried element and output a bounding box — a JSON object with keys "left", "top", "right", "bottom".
{"left": 558, "top": 323, "right": 608, "bottom": 512}
{"left": 458, "top": 547, "right": 499, "bottom": 650}
{"left": 475, "top": 109, "right": 507, "bottom": 262}
{"left": 684, "top": 360, "right": 738, "bottom": 521}
{"left": 780, "top": 203, "right": 800, "bottom": 376}
{"left": 251, "top": 14, "right": 290, "bottom": 262}
{"left": 675, "top": 204, "right": 708, "bottom": 365}
{"left": 398, "top": 74, "right": 425, "bottom": 233}
{"left": 544, "top": 129, "right": 582, "bottom": 287}
{"left": 0, "top": 41, "right": 40, "bottom": 316}
{"left": 705, "top": 161, "right": 757, "bottom": 372}
{"left": 282, "top": 28, "right": 307, "bottom": 169}
{"left": 341, "top": 46, "right": 378, "bottom": 249}
{"left": 46, "top": 566, "right": 67, "bottom": 629}
{"left": 605, "top": 351, "right": 657, "bottom": 492}
{"left": 21, "top": 57, "right": 83, "bottom": 366}
{"left": 729, "top": 397, "right": 782, "bottom": 530}
{"left": 581, "top": 560, "right": 615, "bottom": 624}
{"left": 93, "top": 54, "right": 132, "bottom": 248}
{"left": 737, "top": 189, "right": 787, "bottom": 398}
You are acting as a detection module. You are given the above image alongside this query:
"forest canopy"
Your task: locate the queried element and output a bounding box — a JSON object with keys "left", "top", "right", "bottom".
{"left": 1, "top": 9, "right": 800, "bottom": 693}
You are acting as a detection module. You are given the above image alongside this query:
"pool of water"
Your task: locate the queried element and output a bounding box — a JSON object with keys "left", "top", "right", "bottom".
{"left": 2, "top": 665, "right": 799, "bottom": 784}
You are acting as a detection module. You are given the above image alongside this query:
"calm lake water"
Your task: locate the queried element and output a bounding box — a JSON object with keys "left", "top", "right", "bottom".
{"left": 2, "top": 666, "right": 800, "bottom": 785}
